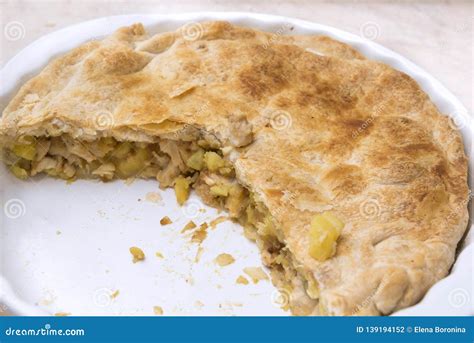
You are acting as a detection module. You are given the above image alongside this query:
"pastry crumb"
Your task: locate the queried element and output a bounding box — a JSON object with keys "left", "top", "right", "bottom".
{"left": 160, "top": 216, "right": 172, "bottom": 225}
{"left": 243, "top": 267, "right": 269, "bottom": 284}
{"left": 236, "top": 275, "right": 249, "bottom": 285}
{"left": 129, "top": 246, "right": 145, "bottom": 263}
{"left": 215, "top": 253, "right": 235, "bottom": 267}
{"left": 181, "top": 220, "right": 197, "bottom": 233}
{"left": 194, "top": 246, "right": 204, "bottom": 263}
{"left": 110, "top": 289, "right": 120, "bottom": 299}
{"left": 56, "top": 230, "right": 62, "bottom": 235}
{"left": 145, "top": 192, "right": 162, "bottom": 203}
{"left": 210, "top": 216, "right": 228, "bottom": 229}
{"left": 191, "top": 223, "right": 208, "bottom": 243}
{"left": 153, "top": 306, "right": 164, "bottom": 315}
{"left": 155, "top": 252, "right": 164, "bottom": 259}
{"left": 54, "top": 312, "right": 71, "bottom": 316}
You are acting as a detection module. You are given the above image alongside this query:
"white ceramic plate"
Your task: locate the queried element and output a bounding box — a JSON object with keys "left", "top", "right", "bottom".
{"left": 0, "top": 12, "right": 472, "bottom": 316}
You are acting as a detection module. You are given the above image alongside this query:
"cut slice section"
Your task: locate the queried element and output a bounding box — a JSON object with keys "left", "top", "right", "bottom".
{"left": 2, "top": 133, "right": 343, "bottom": 315}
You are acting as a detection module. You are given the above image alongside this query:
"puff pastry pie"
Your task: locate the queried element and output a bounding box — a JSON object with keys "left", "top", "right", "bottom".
{"left": 0, "top": 21, "right": 469, "bottom": 316}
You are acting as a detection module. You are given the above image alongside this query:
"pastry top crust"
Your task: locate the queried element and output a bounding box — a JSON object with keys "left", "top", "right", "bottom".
{"left": 0, "top": 21, "right": 469, "bottom": 316}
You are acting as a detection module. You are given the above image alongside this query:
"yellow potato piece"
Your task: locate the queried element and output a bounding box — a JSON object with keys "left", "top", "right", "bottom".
{"left": 112, "top": 142, "right": 132, "bottom": 159}
{"left": 186, "top": 149, "right": 205, "bottom": 170}
{"left": 226, "top": 184, "right": 246, "bottom": 217}
{"left": 218, "top": 166, "right": 233, "bottom": 176}
{"left": 204, "top": 151, "right": 225, "bottom": 172}
{"left": 210, "top": 184, "right": 230, "bottom": 197}
{"left": 115, "top": 147, "right": 150, "bottom": 178}
{"left": 12, "top": 143, "right": 36, "bottom": 161}
{"left": 10, "top": 165, "right": 29, "bottom": 180}
{"left": 174, "top": 176, "right": 190, "bottom": 205}
{"left": 321, "top": 211, "right": 344, "bottom": 232}
{"left": 309, "top": 212, "right": 344, "bottom": 262}
{"left": 129, "top": 246, "right": 145, "bottom": 263}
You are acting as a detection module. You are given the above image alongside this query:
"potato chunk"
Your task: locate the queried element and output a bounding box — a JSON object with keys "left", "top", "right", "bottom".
{"left": 226, "top": 184, "right": 247, "bottom": 217}
{"left": 174, "top": 176, "right": 191, "bottom": 205}
{"left": 129, "top": 246, "right": 145, "bottom": 263}
{"left": 10, "top": 165, "right": 29, "bottom": 180}
{"left": 12, "top": 137, "right": 36, "bottom": 161}
{"left": 115, "top": 147, "right": 150, "bottom": 178}
{"left": 204, "top": 151, "right": 225, "bottom": 172}
{"left": 210, "top": 184, "right": 231, "bottom": 197}
{"left": 309, "top": 212, "right": 344, "bottom": 262}
{"left": 186, "top": 149, "right": 205, "bottom": 170}
{"left": 111, "top": 142, "right": 132, "bottom": 159}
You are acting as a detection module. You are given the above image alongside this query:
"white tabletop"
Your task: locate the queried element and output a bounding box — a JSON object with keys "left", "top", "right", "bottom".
{"left": 0, "top": 1, "right": 472, "bottom": 116}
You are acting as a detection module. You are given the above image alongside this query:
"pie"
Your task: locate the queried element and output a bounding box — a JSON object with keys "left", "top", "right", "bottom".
{"left": 0, "top": 21, "right": 469, "bottom": 316}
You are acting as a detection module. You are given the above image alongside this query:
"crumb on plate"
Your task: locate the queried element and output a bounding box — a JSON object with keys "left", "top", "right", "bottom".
{"left": 181, "top": 220, "right": 197, "bottom": 233}
{"left": 243, "top": 267, "right": 269, "bottom": 284}
{"left": 129, "top": 246, "right": 145, "bottom": 263}
{"left": 215, "top": 253, "right": 235, "bottom": 267}
{"left": 210, "top": 216, "right": 228, "bottom": 229}
{"left": 236, "top": 275, "right": 249, "bottom": 285}
{"left": 160, "top": 216, "right": 172, "bottom": 225}
{"left": 145, "top": 192, "right": 162, "bottom": 203}
{"left": 191, "top": 223, "right": 208, "bottom": 244}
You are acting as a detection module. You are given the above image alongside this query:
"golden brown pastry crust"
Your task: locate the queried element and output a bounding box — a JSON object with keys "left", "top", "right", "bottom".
{"left": 0, "top": 21, "right": 469, "bottom": 316}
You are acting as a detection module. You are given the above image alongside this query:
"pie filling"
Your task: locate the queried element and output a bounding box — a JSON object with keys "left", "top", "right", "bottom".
{"left": 3, "top": 134, "right": 331, "bottom": 315}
